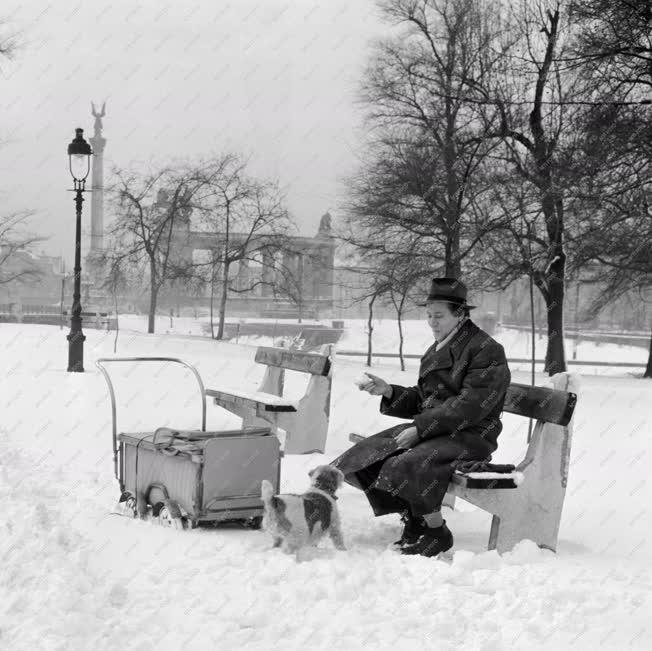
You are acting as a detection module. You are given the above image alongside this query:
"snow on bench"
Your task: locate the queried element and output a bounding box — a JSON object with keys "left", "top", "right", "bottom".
{"left": 204, "top": 388, "right": 299, "bottom": 412}
{"left": 206, "top": 344, "right": 334, "bottom": 455}
{"left": 450, "top": 471, "right": 525, "bottom": 489}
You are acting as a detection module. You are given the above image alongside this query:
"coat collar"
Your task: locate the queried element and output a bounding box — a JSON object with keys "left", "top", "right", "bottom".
{"left": 435, "top": 316, "right": 469, "bottom": 351}
{"left": 420, "top": 319, "right": 479, "bottom": 373}
{"left": 447, "top": 318, "right": 479, "bottom": 353}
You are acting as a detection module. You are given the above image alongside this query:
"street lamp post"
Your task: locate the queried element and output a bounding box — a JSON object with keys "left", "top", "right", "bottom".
{"left": 66, "top": 128, "right": 92, "bottom": 372}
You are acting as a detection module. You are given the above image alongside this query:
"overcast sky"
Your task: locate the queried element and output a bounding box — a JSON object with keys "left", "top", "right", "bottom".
{"left": 1, "top": 0, "right": 385, "bottom": 264}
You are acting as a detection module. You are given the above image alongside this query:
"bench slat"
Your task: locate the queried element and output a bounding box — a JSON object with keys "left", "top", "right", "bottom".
{"left": 254, "top": 347, "right": 331, "bottom": 376}
{"left": 206, "top": 388, "right": 297, "bottom": 412}
{"left": 503, "top": 383, "right": 576, "bottom": 426}
{"left": 450, "top": 472, "right": 520, "bottom": 489}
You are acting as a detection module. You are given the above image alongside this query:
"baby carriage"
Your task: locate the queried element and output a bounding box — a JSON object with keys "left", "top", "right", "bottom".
{"left": 96, "top": 356, "right": 281, "bottom": 529}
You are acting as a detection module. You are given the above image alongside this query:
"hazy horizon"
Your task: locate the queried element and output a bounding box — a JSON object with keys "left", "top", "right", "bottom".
{"left": 1, "top": 0, "right": 385, "bottom": 266}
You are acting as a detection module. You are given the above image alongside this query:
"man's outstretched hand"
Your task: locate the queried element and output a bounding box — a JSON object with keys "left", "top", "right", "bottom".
{"left": 355, "top": 372, "right": 393, "bottom": 398}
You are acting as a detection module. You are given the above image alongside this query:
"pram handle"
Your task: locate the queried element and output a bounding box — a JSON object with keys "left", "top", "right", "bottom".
{"left": 95, "top": 357, "right": 207, "bottom": 486}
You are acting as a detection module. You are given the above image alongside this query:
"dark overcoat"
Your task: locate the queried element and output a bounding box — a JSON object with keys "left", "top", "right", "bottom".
{"left": 331, "top": 319, "right": 511, "bottom": 516}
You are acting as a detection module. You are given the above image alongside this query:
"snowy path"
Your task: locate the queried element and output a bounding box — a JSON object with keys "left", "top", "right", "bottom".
{"left": 1, "top": 324, "right": 651, "bottom": 650}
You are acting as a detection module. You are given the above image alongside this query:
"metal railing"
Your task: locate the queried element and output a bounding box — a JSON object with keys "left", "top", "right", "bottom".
{"left": 335, "top": 350, "right": 646, "bottom": 368}
{"left": 95, "top": 356, "right": 207, "bottom": 482}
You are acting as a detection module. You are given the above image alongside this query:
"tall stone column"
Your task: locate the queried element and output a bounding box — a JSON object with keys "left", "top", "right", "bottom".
{"left": 315, "top": 213, "right": 336, "bottom": 308}
{"left": 86, "top": 101, "right": 107, "bottom": 300}
{"left": 236, "top": 253, "right": 250, "bottom": 291}
{"left": 261, "top": 249, "right": 274, "bottom": 297}
{"left": 89, "top": 101, "right": 106, "bottom": 255}
{"left": 302, "top": 250, "right": 315, "bottom": 301}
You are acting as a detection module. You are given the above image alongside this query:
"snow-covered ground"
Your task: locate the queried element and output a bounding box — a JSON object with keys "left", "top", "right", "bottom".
{"left": 1, "top": 322, "right": 651, "bottom": 650}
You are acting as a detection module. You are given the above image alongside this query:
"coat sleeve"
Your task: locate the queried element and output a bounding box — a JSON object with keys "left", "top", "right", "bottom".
{"left": 413, "top": 342, "right": 510, "bottom": 441}
{"left": 379, "top": 384, "right": 421, "bottom": 419}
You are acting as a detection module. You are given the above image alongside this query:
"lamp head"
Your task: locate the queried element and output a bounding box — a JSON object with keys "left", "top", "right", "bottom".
{"left": 68, "top": 128, "right": 92, "bottom": 182}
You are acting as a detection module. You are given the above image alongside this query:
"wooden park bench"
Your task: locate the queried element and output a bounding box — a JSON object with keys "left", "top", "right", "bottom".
{"left": 206, "top": 344, "right": 334, "bottom": 455}
{"left": 350, "top": 372, "right": 578, "bottom": 553}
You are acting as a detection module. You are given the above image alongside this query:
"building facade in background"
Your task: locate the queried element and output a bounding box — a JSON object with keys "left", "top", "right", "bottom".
{"left": 0, "top": 101, "right": 646, "bottom": 331}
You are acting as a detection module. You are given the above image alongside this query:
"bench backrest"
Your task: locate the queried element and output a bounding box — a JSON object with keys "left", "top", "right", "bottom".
{"left": 512, "top": 373, "right": 578, "bottom": 490}
{"left": 255, "top": 346, "right": 331, "bottom": 376}
{"left": 503, "top": 382, "right": 576, "bottom": 426}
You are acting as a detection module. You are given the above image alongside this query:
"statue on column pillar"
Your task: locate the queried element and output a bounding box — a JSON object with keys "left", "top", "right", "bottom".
{"left": 87, "top": 101, "right": 107, "bottom": 294}
{"left": 317, "top": 211, "right": 332, "bottom": 237}
{"left": 91, "top": 101, "right": 106, "bottom": 135}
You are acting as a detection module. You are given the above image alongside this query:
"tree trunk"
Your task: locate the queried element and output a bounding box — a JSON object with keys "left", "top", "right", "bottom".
{"left": 113, "top": 290, "right": 119, "bottom": 354}
{"left": 366, "top": 295, "right": 376, "bottom": 367}
{"left": 148, "top": 263, "right": 158, "bottom": 334}
{"left": 148, "top": 290, "right": 158, "bottom": 334}
{"left": 216, "top": 207, "right": 231, "bottom": 341}
{"left": 444, "top": 256, "right": 461, "bottom": 278}
{"left": 528, "top": 271, "right": 535, "bottom": 442}
{"left": 539, "top": 192, "right": 567, "bottom": 376}
{"left": 397, "top": 307, "right": 405, "bottom": 372}
{"left": 216, "top": 261, "right": 230, "bottom": 340}
{"left": 543, "top": 264, "right": 567, "bottom": 375}
{"left": 443, "top": 76, "right": 462, "bottom": 279}
{"left": 209, "top": 266, "right": 216, "bottom": 339}
{"left": 644, "top": 326, "right": 652, "bottom": 378}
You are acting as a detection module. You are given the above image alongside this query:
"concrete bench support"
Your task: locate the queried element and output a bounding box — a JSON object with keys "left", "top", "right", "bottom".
{"left": 207, "top": 344, "right": 334, "bottom": 454}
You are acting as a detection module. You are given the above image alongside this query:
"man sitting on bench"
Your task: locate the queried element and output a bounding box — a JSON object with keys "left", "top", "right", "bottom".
{"left": 331, "top": 277, "right": 511, "bottom": 558}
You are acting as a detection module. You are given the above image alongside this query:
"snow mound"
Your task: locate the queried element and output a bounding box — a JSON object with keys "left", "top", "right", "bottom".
{"left": 1, "top": 325, "right": 651, "bottom": 650}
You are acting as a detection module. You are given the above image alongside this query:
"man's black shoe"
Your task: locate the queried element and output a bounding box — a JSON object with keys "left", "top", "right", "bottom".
{"left": 400, "top": 521, "right": 454, "bottom": 557}
{"left": 393, "top": 512, "right": 428, "bottom": 548}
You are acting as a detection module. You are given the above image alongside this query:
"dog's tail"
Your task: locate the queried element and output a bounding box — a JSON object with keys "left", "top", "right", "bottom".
{"left": 261, "top": 479, "right": 275, "bottom": 503}
{"left": 261, "top": 480, "right": 286, "bottom": 513}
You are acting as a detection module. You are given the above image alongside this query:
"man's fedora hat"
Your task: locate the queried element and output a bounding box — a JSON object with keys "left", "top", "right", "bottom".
{"left": 417, "top": 277, "right": 476, "bottom": 309}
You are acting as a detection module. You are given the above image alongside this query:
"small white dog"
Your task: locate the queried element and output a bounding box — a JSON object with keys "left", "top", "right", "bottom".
{"left": 261, "top": 465, "right": 346, "bottom": 556}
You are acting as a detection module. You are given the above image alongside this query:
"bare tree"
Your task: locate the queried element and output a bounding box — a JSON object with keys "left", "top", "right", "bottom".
{"left": 564, "top": 0, "right": 652, "bottom": 375}
{"left": 581, "top": 198, "right": 652, "bottom": 376}
{"left": 0, "top": 211, "right": 46, "bottom": 288}
{"left": 188, "top": 155, "right": 293, "bottom": 339}
{"left": 462, "top": 1, "right": 605, "bottom": 374}
{"left": 338, "top": 250, "right": 428, "bottom": 368}
{"left": 344, "top": 0, "right": 509, "bottom": 278}
{"left": 105, "top": 165, "right": 207, "bottom": 333}
{"left": 463, "top": 0, "right": 651, "bottom": 375}
{"left": 98, "top": 250, "right": 132, "bottom": 353}
{"left": 267, "top": 249, "right": 320, "bottom": 323}
{"left": 381, "top": 254, "right": 428, "bottom": 370}
{"left": 362, "top": 282, "right": 391, "bottom": 368}
{"left": 569, "top": 0, "right": 652, "bottom": 95}
{"left": 0, "top": 26, "right": 41, "bottom": 295}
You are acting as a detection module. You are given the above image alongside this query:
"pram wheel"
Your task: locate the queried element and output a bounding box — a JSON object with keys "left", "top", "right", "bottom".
{"left": 244, "top": 516, "right": 263, "bottom": 530}
{"left": 153, "top": 499, "right": 186, "bottom": 530}
{"left": 116, "top": 491, "right": 138, "bottom": 518}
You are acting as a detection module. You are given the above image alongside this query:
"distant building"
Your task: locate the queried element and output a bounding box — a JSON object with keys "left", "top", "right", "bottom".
{"left": 0, "top": 248, "right": 65, "bottom": 306}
